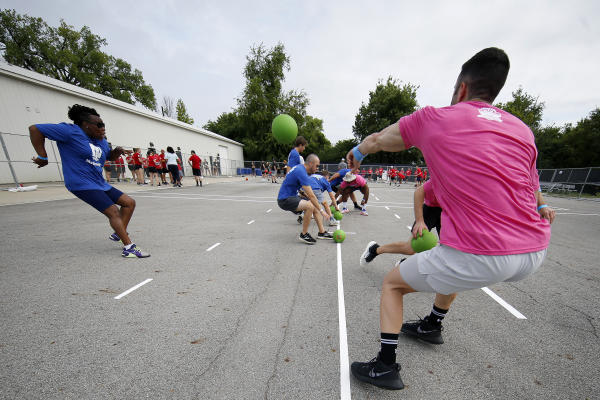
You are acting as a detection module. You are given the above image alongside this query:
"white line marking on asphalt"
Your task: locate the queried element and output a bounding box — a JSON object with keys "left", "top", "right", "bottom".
{"left": 247, "top": 220, "right": 255, "bottom": 225}
{"left": 206, "top": 242, "right": 221, "bottom": 252}
{"left": 556, "top": 212, "right": 599, "bottom": 216}
{"left": 374, "top": 196, "right": 380, "bottom": 201}
{"left": 481, "top": 287, "right": 527, "bottom": 319}
{"left": 336, "top": 233, "right": 351, "bottom": 400}
{"left": 114, "top": 279, "right": 153, "bottom": 300}
{"left": 394, "top": 214, "right": 401, "bottom": 219}
{"left": 266, "top": 209, "right": 272, "bottom": 213}
{"left": 406, "top": 225, "right": 412, "bottom": 230}
{"left": 385, "top": 206, "right": 390, "bottom": 210}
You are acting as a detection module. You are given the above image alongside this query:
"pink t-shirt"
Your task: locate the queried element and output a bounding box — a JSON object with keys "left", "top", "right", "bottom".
{"left": 399, "top": 101, "right": 550, "bottom": 255}
{"left": 423, "top": 180, "right": 440, "bottom": 208}
{"left": 341, "top": 174, "right": 366, "bottom": 189}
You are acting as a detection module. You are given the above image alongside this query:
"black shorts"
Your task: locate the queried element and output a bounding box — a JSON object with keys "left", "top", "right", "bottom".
{"left": 277, "top": 196, "right": 302, "bottom": 212}
{"left": 162, "top": 167, "right": 168, "bottom": 174}
{"left": 149, "top": 167, "right": 157, "bottom": 173}
{"left": 71, "top": 186, "right": 124, "bottom": 213}
{"left": 128, "top": 165, "right": 134, "bottom": 171}
{"left": 331, "top": 184, "right": 340, "bottom": 193}
{"left": 411, "top": 204, "right": 442, "bottom": 236}
{"left": 192, "top": 168, "right": 202, "bottom": 176}
{"left": 104, "top": 166, "right": 111, "bottom": 172}
{"left": 134, "top": 165, "right": 142, "bottom": 170}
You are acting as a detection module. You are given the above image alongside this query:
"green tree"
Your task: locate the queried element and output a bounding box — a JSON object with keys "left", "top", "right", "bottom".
{"left": 0, "top": 9, "right": 156, "bottom": 110}
{"left": 352, "top": 77, "right": 422, "bottom": 165}
{"left": 560, "top": 109, "right": 600, "bottom": 168}
{"left": 322, "top": 138, "right": 358, "bottom": 163}
{"left": 205, "top": 43, "right": 331, "bottom": 160}
{"left": 495, "top": 87, "right": 544, "bottom": 130}
{"left": 176, "top": 98, "right": 194, "bottom": 124}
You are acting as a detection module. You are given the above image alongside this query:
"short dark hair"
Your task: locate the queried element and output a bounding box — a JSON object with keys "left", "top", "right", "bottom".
{"left": 458, "top": 47, "right": 510, "bottom": 103}
{"left": 167, "top": 146, "right": 174, "bottom": 153}
{"left": 68, "top": 104, "right": 99, "bottom": 126}
{"left": 320, "top": 169, "right": 330, "bottom": 177}
{"left": 191, "top": 150, "right": 196, "bottom": 154}
{"left": 295, "top": 136, "right": 307, "bottom": 147}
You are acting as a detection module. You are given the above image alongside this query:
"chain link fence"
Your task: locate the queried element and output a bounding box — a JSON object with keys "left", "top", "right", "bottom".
{"left": 0, "top": 131, "right": 243, "bottom": 186}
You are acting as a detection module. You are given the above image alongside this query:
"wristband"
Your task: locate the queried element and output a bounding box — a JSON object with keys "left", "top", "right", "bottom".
{"left": 37, "top": 155, "right": 48, "bottom": 160}
{"left": 537, "top": 204, "right": 548, "bottom": 211}
{"left": 352, "top": 146, "right": 365, "bottom": 162}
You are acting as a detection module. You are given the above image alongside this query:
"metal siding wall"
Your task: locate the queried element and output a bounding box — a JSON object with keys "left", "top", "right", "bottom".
{"left": 0, "top": 68, "right": 244, "bottom": 184}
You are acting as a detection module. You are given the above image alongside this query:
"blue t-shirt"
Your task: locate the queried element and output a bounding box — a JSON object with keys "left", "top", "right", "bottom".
{"left": 287, "top": 148, "right": 301, "bottom": 168}
{"left": 311, "top": 174, "right": 333, "bottom": 193}
{"left": 36, "top": 123, "right": 111, "bottom": 191}
{"left": 278, "top": 164, "right": 312, "bottom": 200}
{"left": 330, "top": 168, "right": 351, "bottom": 187}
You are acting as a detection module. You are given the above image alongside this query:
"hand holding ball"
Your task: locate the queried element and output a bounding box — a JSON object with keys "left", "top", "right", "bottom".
{"left": 272, "top": 114, "right": 298, "bottom": 144}
{"left": 411, "top": 228, "right": 438, "bottom": 253}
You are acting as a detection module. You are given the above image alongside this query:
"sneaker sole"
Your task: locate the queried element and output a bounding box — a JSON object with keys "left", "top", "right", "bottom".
{"left": 360, "top": 241, "right": 378, "bottom": 266}
{"left": 122, "top": 253, "right": 151, "bottom": 258}
{"left": 298, "top": 237, "right": 316, "bottom": 245}
{"left": 317, "top": 235, "right": 334, "bottom": 240}
{"left": 351, "top": 364, "right": 404, "bottom": 390}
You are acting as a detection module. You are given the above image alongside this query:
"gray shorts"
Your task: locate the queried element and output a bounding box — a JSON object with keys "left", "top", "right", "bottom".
{"left": 399, "top": 245, "right": 547, "bottom": 295}
{"left": 277, "top": 196, "right": 302, "bottom": 212}
{"left": 315, "top": 190, "right": 324, "bottom": 203}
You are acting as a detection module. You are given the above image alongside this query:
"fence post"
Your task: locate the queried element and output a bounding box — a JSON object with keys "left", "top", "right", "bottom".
{"left": 0, "top": 132, "right": 20, "bottom": 187}
{"left": 579, "top": 167, "right": 592, "bottom": 199}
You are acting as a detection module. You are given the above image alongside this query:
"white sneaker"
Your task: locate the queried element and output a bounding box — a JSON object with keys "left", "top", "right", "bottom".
{"left": 329, "top": 218, "right": 337, "bottom": 226}
{"left": 341, "top": 208, "right": 350, "bottom": 214}
{"left": 360, "top": 241, "right": 378, "bottom": 266}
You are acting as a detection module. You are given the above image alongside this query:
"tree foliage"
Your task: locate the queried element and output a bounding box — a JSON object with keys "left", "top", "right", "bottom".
{"left": 176, "top": 98, "right": 194, "bottom": 124}
{"left": 0, "top": 9, "right": 156, "bottom": 110}
{"left": 352, "top": 77, "right": 422, "bottom": 165}
{"left": 205, "top": 43, "right": 331, "bottom": 161}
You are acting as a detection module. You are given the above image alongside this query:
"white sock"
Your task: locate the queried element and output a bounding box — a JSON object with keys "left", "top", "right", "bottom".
{"left": 124, "top": 243, "right": 134, "bottom": 250}
{"left": 362, "top": 203, "right": 367, "bottom": 210}
{"left": 341, "top": 202, "right": 347, "bottom": 209}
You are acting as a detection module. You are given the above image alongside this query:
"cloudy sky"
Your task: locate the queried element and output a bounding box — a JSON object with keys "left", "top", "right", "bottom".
{"left": 3, "top": 0, "right": 599, "bottom": 143}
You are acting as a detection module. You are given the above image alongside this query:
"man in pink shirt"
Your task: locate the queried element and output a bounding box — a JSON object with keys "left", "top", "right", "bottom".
{"left": 339, "top": 172, "right": 370, "bottom": 215}
{"left": 347, "top": 48, "right": 551, "bottom": 390}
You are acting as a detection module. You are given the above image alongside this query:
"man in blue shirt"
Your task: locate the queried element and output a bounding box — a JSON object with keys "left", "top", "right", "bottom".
{"left": 29, "top": 104, "right": 149, "bottom": 258}
{"left": 277, "top": 154, "right": 333, "bottom": 244}
{"left": 285, "top": 136, "right": 307, "bottom": 173}
{"left": 310, "top": 170, "right": 339, "bottom": 226}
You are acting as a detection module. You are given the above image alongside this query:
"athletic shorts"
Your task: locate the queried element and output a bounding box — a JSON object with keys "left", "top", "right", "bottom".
{"left": 399, "top": 245, "right": 547, "bottom": 295}
{"left": 331, "top": 184, "right": 340, "bottom": 193}
{"left": 315, "top": 190, "right": 324, "bottom": 203}
{"left": 278, "top": 196, "right": 302, "bottom": 212}
{"left": 192, "top": 168, "right": 202, "bottom": 176}
{"left": 411, "top": 205, "right": 442, "bottom": 236}
{"left": 71, "top": 186, "right": 124, "bottom": 213}
{"left": 104, "top": 166, "right": 111, "bottom": 171}
{"left": 134, "top": 165, "right": 142, "bottom": 170}
{"left": 127, "top": 165, "right": 134, "bottom": 171}
{"left": 149, "top": 167, "right": 157, "bottom": 173}
{"left": 162, "top": 167, "right": 168, "bottom": 173}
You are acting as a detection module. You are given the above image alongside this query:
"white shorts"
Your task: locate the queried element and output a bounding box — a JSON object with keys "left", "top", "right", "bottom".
{"left": 315, "top": 190, "right": 324, "bottom": 203}
{"left": 399, "top": 245, "right": 546, "bottom": 295}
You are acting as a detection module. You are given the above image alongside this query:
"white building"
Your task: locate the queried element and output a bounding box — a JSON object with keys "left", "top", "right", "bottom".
{"left": 0, "top": 62, "right": 244, "bottom": 185}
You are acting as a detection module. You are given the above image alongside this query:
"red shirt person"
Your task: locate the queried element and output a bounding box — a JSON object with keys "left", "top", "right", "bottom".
{"left": 188, "top": 150, "right": 203, "bottom": 186}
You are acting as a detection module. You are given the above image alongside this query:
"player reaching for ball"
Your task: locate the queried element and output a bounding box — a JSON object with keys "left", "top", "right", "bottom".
{"left": 29, "top": 104, "right": 150, "bottom": 258}
{"left": 338, "top": 172, "right": 370, "bottom": 215}
{"left": 309, "top": 170, "right": 339, "bottom": 226}
{"left": 346, "top": 48, "right": 552, "bottom": 390}
{"left": 277, "top": 154, "right": 333, "bottom": 244}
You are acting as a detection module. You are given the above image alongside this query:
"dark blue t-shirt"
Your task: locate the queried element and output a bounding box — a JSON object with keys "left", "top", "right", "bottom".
{"left": 278, "top": 164, "right": 312, "bottom": 200}
{"left": 287, "top": 148, "right": 301, "bottom": 168}
{"left": 36, "top": 123, "right": 111, "bottom": 191}
{"left": 311, "top": 174, "right": 333, "bottom": 193}
{"left": 330, "top": 168, "right": 351, "bottom": 187}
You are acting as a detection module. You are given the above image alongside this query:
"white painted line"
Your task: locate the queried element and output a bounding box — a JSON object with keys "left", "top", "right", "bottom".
{"left": 206, "top": 242, "right": 221, "bottom": 252}
{"left": 247, "top": 220, "right": 255, "bottom": 225}
{"left": 266, "top": 209, "right": 272, "bottom": 213}
{"left": 336, "top": 236, "right": 351, "bottom": 399}
{"left": 406, "top": 225, "right": 412, "bottom": 230}
{"left": 481, "top": 287, "right": 527, "bottom": 319}
{"left": 556, "top": 212, "right": 599, "bottom": 216}
{"left": 114, "top": 278, "right": 153, "bottom": 300}
{"left": 385, "top": 206, "right": 390, "bottom": 210}
{"left": 374, "top": 196, "right": 380, "bottom": 201}
{"left": 394, "top": 214, "right": 401, "bottom": 219}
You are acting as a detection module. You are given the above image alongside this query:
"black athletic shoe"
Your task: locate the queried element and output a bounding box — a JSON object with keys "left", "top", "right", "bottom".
{"left": 299, "top": 232, "right": 316, "bottom": 244}
{"left": 317, "top": 231, "right": 333, "bottom": 240}
{"left": 297, "top": 215, "right": 303, "bottom": 224}
{"left": 351, "top": 353, "right": 404, "bottom": 390}
{"left": 360, "top": 241, "right": 378, "bottom": 266}
{"left": 401, "top": 316, "right": 444, "bottom": 344}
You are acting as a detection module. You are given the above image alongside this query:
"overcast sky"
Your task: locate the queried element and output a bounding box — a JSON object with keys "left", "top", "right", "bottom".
{"left": 4, "top": 0, "right": 599, "bottom": 143}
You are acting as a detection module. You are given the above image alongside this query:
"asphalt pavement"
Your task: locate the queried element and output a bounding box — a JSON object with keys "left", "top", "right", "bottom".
{"left": 1, "top": 178, "right": 598, "bottom": 399}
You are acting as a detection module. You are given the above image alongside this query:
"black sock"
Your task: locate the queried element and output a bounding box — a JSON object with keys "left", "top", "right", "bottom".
{"left": 353, "top": 201, "right": 359, "bottom": 207}
{"left": 428, "top": 305, "right": 448, "bottom": 326}
{"left": 379, "top": 333, "right": 399, "bottom": 365}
